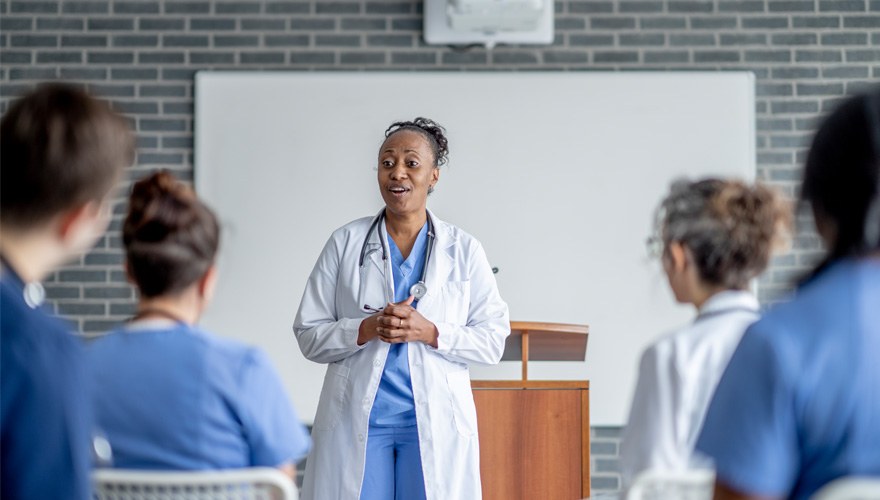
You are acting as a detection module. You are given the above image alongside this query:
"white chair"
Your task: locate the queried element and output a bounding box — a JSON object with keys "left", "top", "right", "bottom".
{"left": 92, "top": 467, "right": 298, "bottom": 500}
{"left": 627, "top": 469, "right": 715, "bottom": 500}
{"left": 811, "top": 477, "right": 880, "bottom": 500}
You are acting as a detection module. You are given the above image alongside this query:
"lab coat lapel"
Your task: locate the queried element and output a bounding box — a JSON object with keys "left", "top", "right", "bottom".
{"left": 424, "top": 210, "right": 456, "bottom": 296}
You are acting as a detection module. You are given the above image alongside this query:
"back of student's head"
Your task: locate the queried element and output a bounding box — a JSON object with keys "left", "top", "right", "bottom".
{"left": 123, "top": 171, "right": 220, "bottom": 298}
{"left": 658, "top": 178, "right": 789, "bottom": 289}
{"left": 1, "top": 83, "right": 134, "bottom": 229}
{"left": 801, "top": 87, "right": 880, "bottom": 264}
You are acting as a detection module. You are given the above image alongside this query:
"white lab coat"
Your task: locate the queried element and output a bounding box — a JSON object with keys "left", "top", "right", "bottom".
{"left": 619, "top": 290, "right": 760, "bottom": 491}
{"left": 293, "top": 210, "right": 510, "bottom": 500}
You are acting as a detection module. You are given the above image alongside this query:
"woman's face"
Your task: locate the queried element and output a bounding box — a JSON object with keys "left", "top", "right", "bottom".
{"left": 377, "top": 130, "right": 440, "bottom": 217}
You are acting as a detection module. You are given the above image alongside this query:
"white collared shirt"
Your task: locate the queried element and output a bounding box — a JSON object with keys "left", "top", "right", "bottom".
{"left": 619, "top": 290, "right": 760, "bottom": 490}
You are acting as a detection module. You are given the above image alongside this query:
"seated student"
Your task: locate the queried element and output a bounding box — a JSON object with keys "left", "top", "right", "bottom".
{"left": 1, "top": 83, "right": 134, "bottom": 499}
{"left": 696, "top": 90, "right": 880, "bottom": 499}
{"left": 88, "top": 171, "right": 310, "bottom": 478}
{"left": 619, "top": 178, "right": 789, "bottom": 490}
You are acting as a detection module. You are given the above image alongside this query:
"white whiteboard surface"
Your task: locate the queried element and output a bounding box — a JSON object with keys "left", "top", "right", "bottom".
{"left": 195, "top": 71, "right": 754, "bottom": 426}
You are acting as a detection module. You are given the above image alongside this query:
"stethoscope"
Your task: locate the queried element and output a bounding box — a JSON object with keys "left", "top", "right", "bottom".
{"left": 358, "top": 209, "right": 435, "bottom": 311}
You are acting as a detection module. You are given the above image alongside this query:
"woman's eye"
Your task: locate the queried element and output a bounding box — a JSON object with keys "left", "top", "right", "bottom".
{"left": 407, "top": 161, "right": 419, "bottom": 168}
{"left": 381, "top": 160, "right": 394, "bottom": 167}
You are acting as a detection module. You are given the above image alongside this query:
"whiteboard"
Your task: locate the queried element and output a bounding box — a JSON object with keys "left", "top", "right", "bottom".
{"left": 194, "top": 72, "right": 755, "bottom": 425}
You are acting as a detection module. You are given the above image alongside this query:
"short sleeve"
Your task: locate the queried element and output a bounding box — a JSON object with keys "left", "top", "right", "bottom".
{"left": 695, "top": 321, "right": 799, "bottom": 496}
{"left": 238, "top": 349, "right": 311, "bottom": 467}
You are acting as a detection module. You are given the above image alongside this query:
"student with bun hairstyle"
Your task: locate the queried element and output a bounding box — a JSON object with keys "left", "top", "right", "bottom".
{"left": 696, "top": 89, "right": 880, "bottom": 499}
{"left": 88, "top": 171, "right": 310, "bottom": 478}
{"left": 1, "top": 83, "right": 134, "bottom": 500}
{"left": 620, "top": 178, "right": 789, "bottom": 490}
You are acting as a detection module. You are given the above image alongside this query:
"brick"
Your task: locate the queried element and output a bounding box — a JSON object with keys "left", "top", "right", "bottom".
{"left": 669, "top": 1, "right": 714, "bottom": 12}
{"left": 691, "top": 16, "right": 737, "bottom": 28}
{"left": 821, "top": 33, "right": 868, "bottom": 45}
{"left": 190, "top": 52, "right": 235, "bottom": 64}
{"left": 190, "top": 18, "right": 236, "bottom": 30}
{"left": 543, "top": 50, "right": 590, "bottom": 63}
{"left": 555, "top": 17, "right": 586, "bottom": 30}
{"left": 797, "top": 82, "right": 845, "bottom": 96}
{"left": 569, "top": 34, "right": 614, "bottom": 46}
{"left": 289, "top": 51, "right": 335, "bottom": 64}
{"left": 391, "top": 51, "right": 437, "bottom": 65}
{"left": 758, "top": 151, "right": 795, "bottom": 163}
{"left": 366, "top": 2, "right": 411, "bottom": 14}
{"left": 36, "top": 51, "right": 82, "bottom": 63}
{"left": 316, "top": 34, "right": 360, "bottom": 47}
{"left": 88, "top": 18, "right": 134, "bottom": 30}
{"left": 367, "top": 34, "right": 413, "bottom": 47}
{"left": 792, "top": 15, "right": 841, "bottom": 27}
{"left": 756, "top": 82, "right": 794, "bottom": 96}
{"left": 772, "top": 33, "right": 819, "bottom": 45}
{"left": 111, "top": 68, "right": 158, "bottom": 80}
{"left": 59, "top": 67, "right": 106, "bottom": 80}
{"left": 213, "top": 35, "right": 259, "bottom": 47}
{"left": 591, "top": 440, "right": 617, "bottom": 455}
{"left": 340, "top": 52, "right": 385, "bottom": 64}
{"left": 695, "top": 50, "right": 741, "bottom": 62}
{"left": 771, "top": 100, "right": 820, "bottom": 114}
{"left": 819, "top": 0, "right": 867, "bottom": 10}
{"left": 110, "top": 303, "right": 137, "bottom": 316}
{"left": 140, "top": 85, "right": 187, "bottom": 97}
{"left": 391, "top": 18, "right": 420, "bottom": 30}
{"left": 770, "top": 134, "right": 811, "bottom": 148}
{"left": 140, "top": 119, "right": 186, "bottom": 132}
{"left": 0, "top": 51, "right": 31, "bottom": 64}
{"left": 84, "top": 320, "right": 122, "bottom": 333}
{"left": 568, "top": 1, "right": 614, "bottom": 13}
{"left": 843, "top": 15, "right": 880, "bottom": 27}
{"left": 161, "top": 136, "right": 193, "bottom": 148}
{"left": 161, "top": 68, "right": 198, "bottom": 81}
{"left": 316, "top": 2, "right": 359, "bottom": 14}
{"left": 112, "top": 35, "right": 159, "bottom": 47}
{"left": 640, "top": 17, "right": 687, "bottom": 29}
{"left": 441, "top": 51, "right": 487, "bottom": 64}
{"left": 10, "top": 68, "right": 58, "bottom": 80}
{"left": 772, "top": 67, "right": 819, "bottom": 78}
{"left": 1, "top": 17, "right": 33, "bottom": 30}
{"left": 644, "top": 50, "right": 690, "bottom": 63}
{"left": 113, "top": 1, "right": 160, "bottom": 13}
{"left": 341, "top": 17, "right": 386, "bottom": 30}
{"left": 266, "top": 1, "right": 309, "bottom": 13}
{"left": 58, "top": 303, "right": 106, "bottom": 315}
{"left": 670, "top": 34, "right": 715, "bottom": 46}
{"left": 111, "top": 101, "right": 159, "bottom": 114}
{"left": 721, "top": 33, "right": 768, "bottom": 45}
{"left": 595, "top": 457, "right": 620, "bottom": 473}
{"left": 745, "top": 49, "right": 792, "bottom": 62}
{"left": 11, "top": 1, "right": 58, "bottom": 13}
{"left": 45, "top": 286, "right": 81, "bottom": 300}
{"left": 138, "top": 51, "right": 186, "bottom": 64}
{"left": 795, "top": 49, "right": 843, "bottom": 62}
{"left": 241, "top": 19, "right": 286, "bottom": 30}
{"left": 590, "top": 17, "right": 637, "bottom": 29}
{"left": 61, "top": 35, "right": 107, "bottom": 47}
{"left": 11, "top": 35, "right": 57, "bottom": 48}
{"left": 87, "top": 83, "right": 135, "bottom": 97}
{"left": 162, "top": 102, "right": 193, "bottom": 114}
{"left": 492, "top": 51, "right": 539, "bottom": 64}
{"left": 216, "top": 2, "right": 261, "bottom": 13}
{"left": 163, "top": 35, "right": 210, "bottom": 47}
{"left": 594, "top": 50, "right": 640, "bottom": 63}
{"left": 591, "top": 475, "right": 620, "bottom": 490}
{"left": 768, "top": 0, "right": 815, "bottom": 11}
{"left": 60, "top": 270, "right": 106, "bottom": 282}
{"left": 846, "top": 49, "right": 880, "bottom": 61}
{"left": 757, "top": 118, "right": 794, "bottom": 131}
{"left": 88, "top": 51, "right": 134, "bottom": 64}
{"left": 618, "top": 1, "right": 663, "bottom": 12}
{"left": 36, "top": 17, "right": 84, "bottom": 29}
{"left": 742, "top": 16, "right": 790, "bottom": 28}
{"left": 619, "top": 33, "right": 665, "bottom": 45}
{"left": 822, "top": 65, "right": 870, "bottom": 78}
{"left": 290, "top": 18, "right": 335, "bottom": 30}
{"left": 164, "top": 1, "right": 209, "bottom": 13}
{"left": 138, "top": 152, "right": 184, "bottom": 164}
{"left": 62, "top": 1, "right": 108, "bottom": 13}
{"left": 239, "top": 52, "right": 285, "bottom": 64}
{"left": 139, "top": 18, "right": 185, "bottom": 30}
{"left": 718, "top": 0, "right": 765, "bottom": 12}
{"left": 265, "top": 34, "right": 309, "bottom": 46}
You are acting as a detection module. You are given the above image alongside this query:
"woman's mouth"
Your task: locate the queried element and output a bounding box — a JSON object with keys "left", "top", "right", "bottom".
{"left": 388, "top": 186, "right": 410, "bottom": 196}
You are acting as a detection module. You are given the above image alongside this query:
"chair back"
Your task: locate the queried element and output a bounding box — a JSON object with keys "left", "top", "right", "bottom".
{"left": 627, "top": 469, "right": 715, "bottom": 500}
{"left": 92, "top": 467, "right": 298, "bottom": 500}
{"left": 811, "top": 477, "right": 880, "bottom": 500}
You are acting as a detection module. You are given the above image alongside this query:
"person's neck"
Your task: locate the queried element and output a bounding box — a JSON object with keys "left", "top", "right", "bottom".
{"left": 0, "top": 226, "right": 63, "bottom": 283}
{"left": 693, "top": 285, "right": 734, "bottom": 310}
{"left": 135, "top": 295, "right": 201, "bottom": 326}
{"left": 384, "top": 208, "right": 427, "bottom": 241}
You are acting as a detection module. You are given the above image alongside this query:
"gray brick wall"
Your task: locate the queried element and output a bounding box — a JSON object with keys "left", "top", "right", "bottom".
{"left": 2, "top": 0, "right": 879, "bottom": 494}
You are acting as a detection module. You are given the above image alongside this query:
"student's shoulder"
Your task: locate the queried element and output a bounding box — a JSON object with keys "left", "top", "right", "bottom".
{"left": 190, "top": 327, "right": 271, "bottom": 371}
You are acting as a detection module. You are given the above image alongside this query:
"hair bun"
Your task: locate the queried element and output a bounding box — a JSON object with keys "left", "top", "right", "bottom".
{"left": 125, "top": 171, "right": 199, "bottom": 245}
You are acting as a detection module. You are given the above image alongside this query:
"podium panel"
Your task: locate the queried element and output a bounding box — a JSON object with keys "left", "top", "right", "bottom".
{"left": 473, "top": 381, "right": 590, "bottom": 499}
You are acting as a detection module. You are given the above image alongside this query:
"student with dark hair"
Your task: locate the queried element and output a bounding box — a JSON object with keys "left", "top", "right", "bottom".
{"left": 1, "top": 83, "right": 134, "bottom": 499}
{"left": 696, "top": 88, "right": 880, "bottom": 499}
{"left": 620, "top": 178, "right": 789, "bottom": 490}
{"left": 88, "top": 171, "right": 310, "bottom": 478}
{"left": 294, "top": 118, "right": 510, "bottom": 500}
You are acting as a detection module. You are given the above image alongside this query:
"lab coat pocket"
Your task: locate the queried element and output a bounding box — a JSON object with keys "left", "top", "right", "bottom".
{"left": 441, "top": 280, "right": 471, "bottom": 325}
{"left": 446, "top": 369, "right": 478, "bottom": 438}
{"left": 313, "top": 362, "right": 350, "bottom": 431}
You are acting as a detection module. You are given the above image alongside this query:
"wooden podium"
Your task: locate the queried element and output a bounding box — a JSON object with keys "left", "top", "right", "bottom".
{"left": 473, "top": 321, "right": 590, "bottom": 499}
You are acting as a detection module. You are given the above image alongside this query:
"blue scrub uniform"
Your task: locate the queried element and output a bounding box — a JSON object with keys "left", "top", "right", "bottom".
{"left": 88, "top": 322, "right": 311, "bottom": 470}
{"left": 1, "top": 263, "right": 94, "bottom": 500}
{"left": 360, "top": 222, "right": 429, "bottom": 500}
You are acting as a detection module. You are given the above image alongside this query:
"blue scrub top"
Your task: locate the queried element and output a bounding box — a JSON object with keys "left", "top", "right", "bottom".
{"left": 696, "top": 259, "right": 880, "bottom": 499}
{"left": 369, "top": 222, "right": 429, "bottom": 428}
{"left": 1, "top": 264, "right": 93, "bottom": 500}
{"left": 88, "top": 323, "right": 311, "bottom": 470}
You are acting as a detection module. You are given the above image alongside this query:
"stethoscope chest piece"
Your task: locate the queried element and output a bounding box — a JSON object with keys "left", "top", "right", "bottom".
{"left": 410, "top": 281, "right": 428, "bottom": 300}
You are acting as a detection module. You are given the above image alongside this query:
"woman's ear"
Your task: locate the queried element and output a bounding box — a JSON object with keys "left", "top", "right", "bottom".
{"left": 198, "top": 265, "right": 218, "bottom": 304}
{"left": 666, "top": 241, "right": 688, "bottom": 274}
{"left": 431, "top": 166, "right": 440, "bottom": 188}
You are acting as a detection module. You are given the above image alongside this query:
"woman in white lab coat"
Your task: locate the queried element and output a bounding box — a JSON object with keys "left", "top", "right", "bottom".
{"left": 619, "top": 178, "right": 789, "bottom": 491}
{"left": 293, "top": 118, "right": 510, "bottom": 500}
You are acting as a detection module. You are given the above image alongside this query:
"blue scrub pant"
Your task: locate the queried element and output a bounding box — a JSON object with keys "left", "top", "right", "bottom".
{"left": 359, "top": 425, "right": 427, "bottom": 500}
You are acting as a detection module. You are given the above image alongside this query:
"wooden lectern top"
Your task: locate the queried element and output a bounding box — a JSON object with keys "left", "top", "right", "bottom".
{"left": 502, "top": 321, "right": 589, "bottom": 381}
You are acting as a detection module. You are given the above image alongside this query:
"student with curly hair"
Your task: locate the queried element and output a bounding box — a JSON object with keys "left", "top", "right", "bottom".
{"left": 294, "top": 118, "right": 510, "bottom": 500}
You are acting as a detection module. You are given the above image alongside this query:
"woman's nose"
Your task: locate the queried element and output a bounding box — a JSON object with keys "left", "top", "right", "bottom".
{"left": 389, "top": 165, "right": 407, "bottom": 179}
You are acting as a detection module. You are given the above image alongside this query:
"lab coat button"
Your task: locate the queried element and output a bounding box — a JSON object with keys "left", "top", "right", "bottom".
{"left": 373, "top": 359, "right": 382, "bottom": 367}
{"left": 358, "top": 434, "right": 364, "bottom": 442}
{"left": 362, "top": 397, "right": 370, "bottom": 406}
